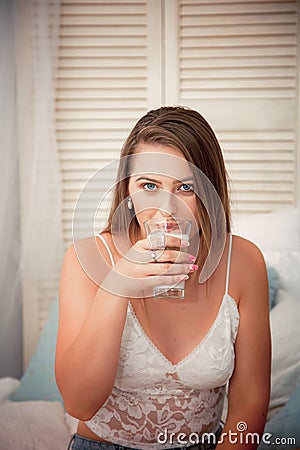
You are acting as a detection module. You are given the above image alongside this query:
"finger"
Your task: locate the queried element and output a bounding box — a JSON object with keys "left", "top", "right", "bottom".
{"left": 148, "top": 273, "right": 189, "bottom": 288}
{"left": 136, "top": 236, "right": 189, "bottom": 251}
{"left": 126, "top": 238, "right": 192, "bottom": 264}
{"left": 164, "top": 234, "right": 189, "bottom": 249}
{"left": 153, "top": 249, "right": 195, "bottom": 264}
{"left": 136, "top": 262, "right": 191, "bottom": 277}
{"left": 147, "top": 229, "right": 165, "bottom": 250}
{"left": 148, "top": 262, "right": 198, "bottom": 276}
{"left": 133, "top": 238, "right": 155, "bottom": 251}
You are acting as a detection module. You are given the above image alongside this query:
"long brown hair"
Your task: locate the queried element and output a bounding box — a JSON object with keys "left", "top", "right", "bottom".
{"left": 103, "top": 106, "right": 231, "bottom": 270}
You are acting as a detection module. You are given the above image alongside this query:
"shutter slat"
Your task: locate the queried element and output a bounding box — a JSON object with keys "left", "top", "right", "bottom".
{"left": 60, "top": 26, "right": 145, "bottom": 36}
{"left": 182, "top": 23, "right": 297, "bottom": 36}
{"left": 182, "top": 46, "right": 296, "bottom": 57}
{"left": 61, "top": 15, "right": 146, "bottom": 26}
{"left": 181, "top": 35, "right": 296, "bottom": 47}
{"left": 56, "top": 110, "right": 141, "bottom": 119}
{"left": 60, "top": 36, "right": 147, "bottom": 46}
{"left": 181, "top": 2, "right": 297, "bottom": 15}
{"left": 182, "top": 56, "right": 295, "bottom": 68}
{"left": 59, "top": 47, "right": 147, "bottom": 57}
{"left": 59, "top": 56, "right": 146, "bottom": 68}
{"left": 56, "top": 98, "right": 147, "bottom": 108}
{"left": 61, "top": 4, "right": 146, "bottom": 15}
{"left": 182, "top": 12, "right": 296, "bottom": 26}
{"left": 56, "top": 119, "right": 138, "bottom": 129}
{"left": 181, "top": 67, "right": 296, "bottom": 78}
{"left": 57, "top": 86, "right": 145, "bottom": 100}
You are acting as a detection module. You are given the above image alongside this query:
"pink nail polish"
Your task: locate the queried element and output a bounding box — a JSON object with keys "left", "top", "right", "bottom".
{"left": 189, "top": 264, "right": 198, "bottom": 272}
{"left": 189, "top": 255, "right": 196, "bottom": 262}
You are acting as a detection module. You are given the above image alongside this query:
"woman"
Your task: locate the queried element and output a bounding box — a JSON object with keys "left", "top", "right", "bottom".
{"left": 55, "top": 106, "right": 271, "bottom": 450}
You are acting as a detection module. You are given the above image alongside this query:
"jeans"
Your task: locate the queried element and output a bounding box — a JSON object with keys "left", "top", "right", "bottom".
{"left": 67, "top": 425, "right": 222, "bottom": 450}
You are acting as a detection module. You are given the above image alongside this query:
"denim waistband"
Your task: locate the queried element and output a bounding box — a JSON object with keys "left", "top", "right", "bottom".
{"left": 67, "top": 425, "right": 222, "bottom": 450}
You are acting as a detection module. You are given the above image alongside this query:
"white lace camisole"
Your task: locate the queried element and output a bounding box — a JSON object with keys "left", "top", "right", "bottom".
{"left": 86, "top": 233, "right": 240, "bottom": 449}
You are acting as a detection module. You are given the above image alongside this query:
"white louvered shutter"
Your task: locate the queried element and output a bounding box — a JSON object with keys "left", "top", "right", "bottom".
{"left": 56, "top": 0, "right": 162, "bottom": 247}
{"left": 167, "top": 0, "right": 299, "bottom": 214}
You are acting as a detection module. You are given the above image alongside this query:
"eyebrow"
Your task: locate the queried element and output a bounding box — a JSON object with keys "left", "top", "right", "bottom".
{"left": 134, "top": 175, "right": 194, "bottom": 184}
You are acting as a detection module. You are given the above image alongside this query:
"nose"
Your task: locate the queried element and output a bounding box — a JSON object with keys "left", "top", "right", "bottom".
{"left": 156, "top": 190, "right": 178, "bottom": 217}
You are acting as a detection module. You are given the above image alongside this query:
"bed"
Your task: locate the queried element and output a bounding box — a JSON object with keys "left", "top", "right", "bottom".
{"left": 1, "top": 208, "right": 299, "bottom": 450}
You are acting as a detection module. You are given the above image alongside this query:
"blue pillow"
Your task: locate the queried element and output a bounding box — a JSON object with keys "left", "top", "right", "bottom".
{"left": 258, "top": 381, "right": 300, "bottom": 449}
{"left": 267, "top": 265, "right": 279, "bottom": 309}
{"left": 10, "top": 297, "right": 62, "bottom": 403}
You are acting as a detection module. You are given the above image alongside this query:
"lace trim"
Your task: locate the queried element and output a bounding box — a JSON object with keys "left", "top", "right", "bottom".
{"left": 129, "top": 293, "right": 239, "bottom": 369}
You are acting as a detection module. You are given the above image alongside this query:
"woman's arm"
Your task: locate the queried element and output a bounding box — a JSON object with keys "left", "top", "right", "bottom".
{"left": 55, "top": 239, "right": 129, "bottom": 421}
{"left": 217, "top": 238, "right": 271, "bottom": 449}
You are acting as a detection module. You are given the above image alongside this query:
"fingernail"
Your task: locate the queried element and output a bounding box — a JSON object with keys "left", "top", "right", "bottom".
{"left": 189, "top": 255, "right": 196, "bottom": 262}
{"left": 181, "top": 240, "right": 190, "bottom": 247}
{"left": 189, "top": 264, "right": 198, "bottom": 272}
{"left": 178, "top": 274, "right": 189, "bottom": 281}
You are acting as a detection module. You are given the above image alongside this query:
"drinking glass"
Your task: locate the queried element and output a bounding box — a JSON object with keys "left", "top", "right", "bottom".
{"left": 144, "top": 217, "right": 192, "bottom": 299}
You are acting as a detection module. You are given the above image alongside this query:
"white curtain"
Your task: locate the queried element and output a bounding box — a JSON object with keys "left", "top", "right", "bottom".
{"left": 0, "top": 0, "right": 64, "bottom": 375}
{"left": 0, "top": 0, "right": 22, "bottom": 377}
{"left": 19, "top": 0, "right": 64, "bottom": 288}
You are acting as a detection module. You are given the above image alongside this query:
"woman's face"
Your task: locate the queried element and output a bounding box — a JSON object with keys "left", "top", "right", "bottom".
{"left": 127, "top": 144, "right": 198, "bottom": 238}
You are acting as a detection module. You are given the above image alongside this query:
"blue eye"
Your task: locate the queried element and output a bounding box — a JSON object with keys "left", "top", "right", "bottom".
{"left": 143, "top": 182, "right": 157, "bottom": 191}
{"left": 180, "top": 183, "right": 193, "bottom": 192}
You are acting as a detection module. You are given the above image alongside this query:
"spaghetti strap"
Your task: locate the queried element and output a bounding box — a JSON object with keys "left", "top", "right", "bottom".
{"left": 96, "top": 233, "right": 115, "bottom": 267}
{"left": 225, "top": 232, "right": 233, "bottom": 296}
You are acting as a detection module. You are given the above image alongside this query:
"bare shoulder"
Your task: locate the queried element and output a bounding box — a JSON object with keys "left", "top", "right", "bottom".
{"left": 232, "top": 234, "right": 266, "bottom": 267}
{"left": 231, "top": 234, "right": 268, "bottom": 304}
{"left": 60, "top": 233, "right": 113, "bottom": 294}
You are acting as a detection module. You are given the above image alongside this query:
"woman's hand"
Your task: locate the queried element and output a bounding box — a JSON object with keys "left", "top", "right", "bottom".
{"left": 101, "top": 234, "right": 197, "bottom": 298}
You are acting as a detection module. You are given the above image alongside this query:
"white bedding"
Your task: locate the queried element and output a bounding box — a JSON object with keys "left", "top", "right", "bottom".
{"left": 0, "top": 378, "right": 72, "bottom": 450}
